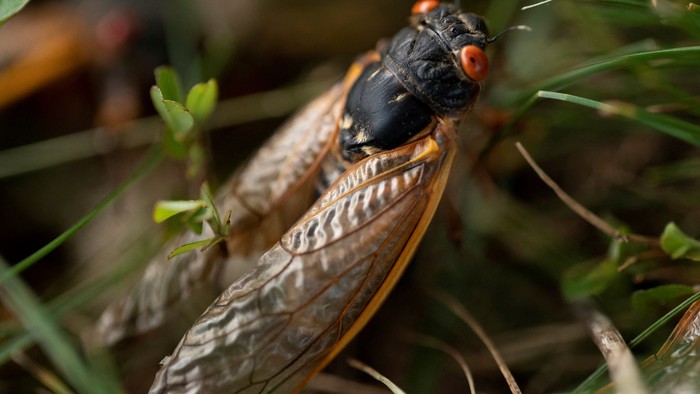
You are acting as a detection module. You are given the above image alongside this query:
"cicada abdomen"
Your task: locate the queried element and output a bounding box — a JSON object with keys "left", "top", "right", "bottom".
{"left": 149, "top": 1, "right": 492, "bottom": 392}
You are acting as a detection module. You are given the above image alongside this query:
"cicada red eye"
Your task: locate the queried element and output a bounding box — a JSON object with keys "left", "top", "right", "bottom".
{"left": 460, "top": 45, "right": 489, "bottom": 81}
{"left": 411, "top": 0, "right": 441, "bottom": 15}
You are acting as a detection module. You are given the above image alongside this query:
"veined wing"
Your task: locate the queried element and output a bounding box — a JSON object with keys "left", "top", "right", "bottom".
{"left": 96, "top": 76, "right": 355, "bottom": 345}
{"left": 150, "top": 119, "right": 457, "bottom": 393}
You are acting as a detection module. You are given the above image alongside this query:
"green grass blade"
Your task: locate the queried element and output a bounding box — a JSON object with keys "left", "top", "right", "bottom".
{"left": 0, "top": 234, "right": 156, "bottom": 365}
{"left": 510, "top": 46, "right": 700, "bottom": 104}
{"left": 536, "top": 91, "right": 700, "bottom": 147}
{"left": 0, "top": 332, "right": 33, "bottom": 364}
{"left": 0, "top": 255, "right": 122, "bottom": 394}
{"left": 0, "top": 148, "right": 164, "bottom": 285}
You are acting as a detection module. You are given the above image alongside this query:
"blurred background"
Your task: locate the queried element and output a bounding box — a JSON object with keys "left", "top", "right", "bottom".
{"left": 1, "top": 0, "right": 699, "bottom": 393}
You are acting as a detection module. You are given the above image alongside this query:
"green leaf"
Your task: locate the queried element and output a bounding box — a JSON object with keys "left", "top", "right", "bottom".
{"left": 162, "top": 100, "right": 194, "bottom": 138}
{"left": 562, "top": 259, "right": 619, "bottom": 300}
{"left": 167, "top": 238, "right": 214, "bottom": 259}
{"left": 0, "top": 0, "right": 29, "bottom": 24}
{"left": 632, "top": 284, "right": 695, "bottom": 312}
{"left": 150, "top": 86, "right": 167, "bottom": 121}
{"left": 186, "top": 79, "right": 219, "bottom": 124}
{"left": 661, "top": 222, "right": 700, "bottom": 261}
{"left": 150, "top": 87, "right": 194, "bottom": 138}
{"left": 155, "top": 66, "right": 183, "bottom": 102}
{"left": 153, "top": 200, "right": 205, "bottom": 223}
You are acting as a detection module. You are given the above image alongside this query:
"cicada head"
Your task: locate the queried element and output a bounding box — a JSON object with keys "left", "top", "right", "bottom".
{"left": 399, "top": 1, "right": 491, "bottom": 117}
{"left": 338, "top": 1, "right": 492, "bottom": 162}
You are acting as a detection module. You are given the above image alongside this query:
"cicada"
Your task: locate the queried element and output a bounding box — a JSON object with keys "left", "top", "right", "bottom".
{"left": 98, "top": 1, "right": 496, "bottom": 392}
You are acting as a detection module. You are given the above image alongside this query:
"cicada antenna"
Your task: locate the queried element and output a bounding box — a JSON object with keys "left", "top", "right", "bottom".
{"left": 486, "top": 25, "right": 531, "bottom": 44}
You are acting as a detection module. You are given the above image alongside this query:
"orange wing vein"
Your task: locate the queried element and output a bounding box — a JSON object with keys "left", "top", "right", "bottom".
{"left": 150, "top": 120, "right": 457, "bottom": 393}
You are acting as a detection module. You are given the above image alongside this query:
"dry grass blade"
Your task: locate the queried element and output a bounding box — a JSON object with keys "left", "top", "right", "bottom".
{"left": 11, "top": 352, "right": 72, "bottom": 394}
{"left": 515, "top": 142, "right": 659, "bottom": 246}
{"left": 347, "top": 358, "right": 406, "bottom": 394}
{"left": 411, "top": 333, "right": 476, "bottom": 394}
{"left": 431, "top": 289, "right": 522, "bottom": 394}
{"left": 572, "top": 299, "right": 649, "bottom": 394}
{"left": 521, "top": 0, "right": 553, "bottom": 10}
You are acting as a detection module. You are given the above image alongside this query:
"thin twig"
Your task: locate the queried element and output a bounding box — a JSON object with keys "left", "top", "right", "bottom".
{"left": 431, "top": 290, "right": 522, "bottom": 394}
{"left": 515, "top": 142, "right": 659, "bottom": 247}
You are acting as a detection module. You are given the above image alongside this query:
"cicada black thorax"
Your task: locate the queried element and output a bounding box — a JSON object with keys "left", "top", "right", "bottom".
{"left": 338, "top": 3, "right": 490, "bottom": 163}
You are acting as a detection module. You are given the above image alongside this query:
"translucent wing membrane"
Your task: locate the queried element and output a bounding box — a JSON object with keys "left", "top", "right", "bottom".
{"left": 150, "top": 121, "right": 456, "bottom": 393}
{"left": 96, "top": 82, "right": 348, "bottom": 345}
{"left": 640, "top": 300, "right": 700, "bottom": 392}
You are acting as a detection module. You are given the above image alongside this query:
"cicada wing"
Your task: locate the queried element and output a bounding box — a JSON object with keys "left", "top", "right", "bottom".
{"left": 214, "top": 80, "right": 350, "bottom": 281}
{"left": 96, "top": 229, "right": 225, "bottom": 345}
{"left": 639, "top": 300, "right": 700, "bottom": 392}
{"left": 96, "top": 81, "right": 349, "bottom": 345}
{"left": 149, "top": 120, "right": 457, "bottom": 394}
